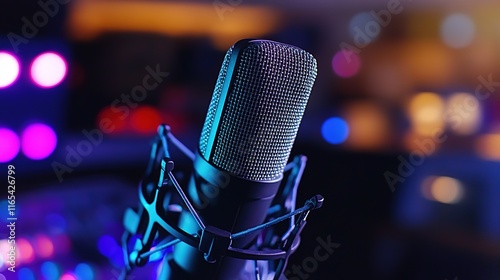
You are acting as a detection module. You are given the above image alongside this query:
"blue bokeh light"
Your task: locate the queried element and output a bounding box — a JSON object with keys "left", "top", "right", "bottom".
{"left": 321, "top": 117, "right": 349, "bottom": 144}
{"left": 46, "top": 213, "right": 67, "bottom": 234}
{"left": 41, "top": 261, "right": 60, "bottom": 280}
{"left": 18, "top": 268, "right": 35, "bottom": 280}
{"left": 97, "top": 235, "right": 118, "bottom": 257}
{"left": 74, "top": 263, "right": 94, "bottom": 280}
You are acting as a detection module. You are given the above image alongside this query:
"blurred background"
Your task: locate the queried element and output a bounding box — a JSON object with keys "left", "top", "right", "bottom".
{"left": 1, "top": 0, "right": 500, "bottom": 279}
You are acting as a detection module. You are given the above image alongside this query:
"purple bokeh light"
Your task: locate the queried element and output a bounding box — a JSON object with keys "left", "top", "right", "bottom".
{"left": 0, "top": 128, "right": 20, "bottom": 162}
{"left": 332, "top": 50, "right": 361, "bottom": 78}
{"left": 21, "top": 123, "right": 57, "bottom": 160}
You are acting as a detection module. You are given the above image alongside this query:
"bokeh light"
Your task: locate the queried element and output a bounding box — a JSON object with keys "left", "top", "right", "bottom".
{"left": 31, "top": 52, "right": 67, "bottom": 88}
{"left": 18, "top": 268, "right": 35, "bottom": 280}
{"left": 445, "top": 92, "right": 481, "bottom": 135}
{"left": 34, "top": 235, "right": 55, "bottom": 259}
{"left": 321, "top": 117, "right": 349, "bottom": 144}
{"left": 0, "top": 52, "right": 20, "bottom": 88}
{"left": 74, "top": 263, "right": 95, "bottom": 280}
{"left": 41, "top": 261, "right": 60, "bottom": 280}
{"left": 408, "top": 92, "right": 445, "bottom": 137}
{"left": 401, "top": 41, "right": 454, "bottom": 87}
{"left": 130, "top": 106, "right": 162, "bottom": 135}
{"left": 97, "top": 106, "right": 127, "bottom": 134}
{"left": 17, "top": 238, "right": 35, "bottom": 264}
{"left": 343, "top": 102, "right": 390, "bottom": 150}
{"left": 0, "top": 239, "right": 10, "bottom": 267}
{"left": 440, "top": 13, "right": 475, "bottom": 48}
{"left": 0, "top": 128, "right": 20, "bottom": 162}
{"left": 349, "top": 12, "right": 380, "bottom": 44}
{"left": 21, "top": 123, "right": 57, "bottom": 160}
{"left": 60, "top": 273, "right": 77, "bottom": 280}
{"left": 332, "top": 50, "right": 361, "bottom": 78}
{"left": 422, "top": 176, "right": 464, "bottom": 204}
{"left": 475, "top": 133, "right": 500, "bottom": 161}
{"left": 45, "top": 213, "right": 67, "bottom": 234}
{"left": 97, "top": 235, "right": 119, "bottom": 257}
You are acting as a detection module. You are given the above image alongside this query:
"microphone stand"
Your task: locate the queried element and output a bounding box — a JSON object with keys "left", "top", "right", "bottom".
{"left": 119, "top": 124, "right": 324, "bottom": 280}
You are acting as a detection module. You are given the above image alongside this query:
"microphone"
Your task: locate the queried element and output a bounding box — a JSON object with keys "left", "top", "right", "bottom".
{"left": 120, "top": 39, "right": 321, "bottom": 280}
{"left": 162, "top": 39, "right": 317, "bottom": 279}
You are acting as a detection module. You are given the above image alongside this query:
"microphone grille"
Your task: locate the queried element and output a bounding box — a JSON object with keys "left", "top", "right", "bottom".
{"left": 199, "top": 40, "right": 317, "bottom": 181}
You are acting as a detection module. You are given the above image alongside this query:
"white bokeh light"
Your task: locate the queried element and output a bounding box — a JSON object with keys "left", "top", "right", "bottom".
{"left": 440, "top": 14, "right": 475, "bottom": 48}
{"left": 0, "top": 52, "right": 20, "bottom": 88}
{"left": 30, "top": 52, "right": 67, "bottom": 88}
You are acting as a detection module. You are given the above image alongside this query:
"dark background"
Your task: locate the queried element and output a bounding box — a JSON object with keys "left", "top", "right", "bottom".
{"left": 0, "top": 0, "right": 499, "bottom": 279}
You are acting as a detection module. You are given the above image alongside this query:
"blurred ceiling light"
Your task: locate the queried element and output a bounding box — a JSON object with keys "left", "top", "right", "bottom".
{"left": 343, "top": 102, "right": 390, "bottom": 150}
{"left": 475, "top": 133, "right": 500, "bottom": 161}
{"left": 422, "top": 176, "right": 464, "bottom": 204}
{"left": 445, "top": 92, "right": 481, "bottom": 135}
{"left": 68, "top": 1, "right": 279, "bottom": 49}
{"left": 440, "top": 13, "right": 475, "bottom": 49}
{"left": 408, "top": 92, "right": 445, "bottom": 137}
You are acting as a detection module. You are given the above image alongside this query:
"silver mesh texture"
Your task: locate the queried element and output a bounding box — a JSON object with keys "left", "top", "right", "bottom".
{"left": 199, "top": 47, "right": 233, "bottom": 155}
{"left": 199, "top": 40, "right": 317, "bottom": 181}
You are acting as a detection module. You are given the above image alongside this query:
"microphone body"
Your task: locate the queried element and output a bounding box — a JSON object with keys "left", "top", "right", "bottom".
{"left": 159, "top": 39, "right": 317, "bottom": 279}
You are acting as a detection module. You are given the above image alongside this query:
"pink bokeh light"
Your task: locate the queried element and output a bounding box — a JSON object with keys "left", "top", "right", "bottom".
{"left": 60, "top": 273, "right": 77, "bottom": 280}
{"left": 332, "top": 50, "right": 362, "bottom": 78}
{"left": 0, "top": 128, "right": 20, "bottom": 162}
{"left": 17, "top": 238, "right": 35, "bottom": 264}
{"left": 21, "top": 123, "right": 57, "bottom": 160}
{"left": 30, "top": 52, "right": 67, "bottom": 88}
{"left": 34, "top": 235, "right": 55, "bottom": 259}
{"left": 0, "top": 52, "right": 20, "bottom": 88}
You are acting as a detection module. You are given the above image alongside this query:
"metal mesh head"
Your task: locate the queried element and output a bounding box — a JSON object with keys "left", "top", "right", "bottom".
{"left": 199, "top": 39, "right": 317, "bottom": 181}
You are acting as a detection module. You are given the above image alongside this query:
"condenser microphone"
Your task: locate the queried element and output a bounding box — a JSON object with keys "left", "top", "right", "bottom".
{"left": 120, "top": 39, "right": 322, "bottom": 280}
{"left": 159, "top": 39, "right": 317, "bottom": 279}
